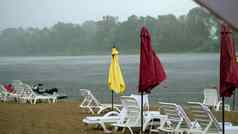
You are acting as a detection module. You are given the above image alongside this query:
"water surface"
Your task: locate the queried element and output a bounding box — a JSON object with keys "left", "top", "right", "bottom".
{"left": 0, "top": 53, "right": 235, "bottom": 104}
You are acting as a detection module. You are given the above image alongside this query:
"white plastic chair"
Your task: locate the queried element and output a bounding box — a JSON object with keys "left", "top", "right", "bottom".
{"left": 79, "top": 89, "right": 121, "bottom": 114}
{"left": 112, "top": 96, "right": 141, "bottom": 134}
{"left": 23, "top": 83, "right": 57, "bottom": 104}
{"left": 83, "top": 96, "right": 128, "bottom": 133}
{"left": 150, "top": 102, "right": 193, "bottom": 134}
{"left": 203, "top": 88, "right": 231, "bottom": 111}
{"left": 0, "top": 84, "right": 20, "bottom": 102}
{"left": 130, "top": 94, "right": 167, "bottom": 132}
{"left": 82, "top": 95, "right": 166, "bottom": 134}
{"left": 11, "top": 80, "right": 30, "bottom": 103}
{"left": 112, "top": 95, "right": 167, "bottom": 134}
{"left": 187, "top": 102, "right": 238, "bottom": 134}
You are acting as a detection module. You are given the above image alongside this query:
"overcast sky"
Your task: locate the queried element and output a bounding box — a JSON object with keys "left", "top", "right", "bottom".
{"left": 0, "top": 0, "right": 198, "bottom": 30}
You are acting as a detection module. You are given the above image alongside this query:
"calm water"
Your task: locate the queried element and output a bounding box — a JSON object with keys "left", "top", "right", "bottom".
{"left": 0, "top": 53, "right": 235, "bottom": 104}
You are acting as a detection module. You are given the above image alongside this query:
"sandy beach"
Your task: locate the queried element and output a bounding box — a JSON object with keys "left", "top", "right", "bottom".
{"left": 0, "top": 101, "right": 238, "bottom": 134}
{"left": 0, "top": 101, "right": 121, "bottom": 134}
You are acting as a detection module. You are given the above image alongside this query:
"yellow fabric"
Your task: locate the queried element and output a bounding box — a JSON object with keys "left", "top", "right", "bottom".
{"left": 108, "top": 48, "right": 126, "bottom": 94}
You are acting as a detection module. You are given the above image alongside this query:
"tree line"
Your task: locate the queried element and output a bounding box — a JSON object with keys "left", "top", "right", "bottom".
{"left": 0, "top": 7, "right": 237, "bottom": 56}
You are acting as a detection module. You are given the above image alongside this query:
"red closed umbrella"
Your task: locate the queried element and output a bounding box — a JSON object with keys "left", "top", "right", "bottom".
{"left": 138, "top": 26, "right": 166, "bottom": 133}
{"left": 139, "top": 27, "right": 166, "bottom": 93}
{"left": 219, "top": 23, "right": 238, "bottom": 134}
{"left": 220, "top": 23, "right": 238, "bottom": 97}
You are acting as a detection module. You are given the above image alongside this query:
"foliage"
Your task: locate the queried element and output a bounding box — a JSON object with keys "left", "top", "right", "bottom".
{"left": 0, "top": 7, "right": 237, "bottom": 56}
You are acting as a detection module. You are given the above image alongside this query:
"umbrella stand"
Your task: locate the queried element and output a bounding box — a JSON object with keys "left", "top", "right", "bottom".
{"left": 141, "top": 92, "right": 143, "bottom": 134}
{"left": 112, "top": 90, "right": 114, "bottom": 110}
{"left": 222, "top": 96, "right": 225, "bottom": 134}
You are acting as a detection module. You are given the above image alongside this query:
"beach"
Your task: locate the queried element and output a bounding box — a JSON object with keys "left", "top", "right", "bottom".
{"left": 0, "top": 101, "right": 121, "bottom": 134}
{"left": 0, "top": 101, "right": 238, "bottom": 134}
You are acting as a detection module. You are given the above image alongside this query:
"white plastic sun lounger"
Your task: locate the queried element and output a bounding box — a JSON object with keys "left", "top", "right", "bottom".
{"left": 150, "top": 102, "right": 195, "bottom": 134}
{"left": 187, "top": 102, "right": 238, "bottom": 134}
{"left": 0, "top": 84, "right": 23, "bottom": 102}
{"left": 23, "top": 83, "right": 57, "bottom": 104}
{"left": 83, "top": 95, "right": 166, "bottom": 134}
{"left": 129, "top": 94, "right": 168, "bottom": 132}
{"left": 203, "top": 88, "right": 230, "bottom": 111}
{"left": 111, "top": 96, "right": 141, "bottom": 134}
{"left": 112, "top": 96, "right": 167, "bottom": 134}
{"left": 83, "top": 98, "right": 127, "bottom": 133}
{"left": 79, "top": 89, "right": 121, "bottom": 114}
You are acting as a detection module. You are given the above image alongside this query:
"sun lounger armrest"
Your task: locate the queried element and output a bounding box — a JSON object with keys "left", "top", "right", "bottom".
{"left": 103, "top": 111, "right": 120, "bottom": 117}
{"left": 216, "top": 101, "right": 231, "bottom": 111}
{"left": 216, "top": 101, "right": 222, "bottom": 111}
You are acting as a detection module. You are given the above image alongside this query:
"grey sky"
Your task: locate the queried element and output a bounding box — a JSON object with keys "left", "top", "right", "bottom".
{"left": 0, "top": 0, "right": 198, "bottom": 30}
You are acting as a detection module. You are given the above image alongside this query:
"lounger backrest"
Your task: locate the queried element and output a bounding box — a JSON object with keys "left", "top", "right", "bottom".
{"left": 79, "top": 89, "right": 92, "bottom": 107}
{"left": 203, "top": 88, "right": 219, "bottom": 107}
{"left": 121, "top": 96, "right": 140, "bottom": 126}
{"left": 159, "top": 102, "right": 192, "bottom": 130}
{"left": 79, "top": 89, "right": 100, "bottom": 107}
{"left": 0, "top": 84, "right": 19, "bottom": 96}
{"left": 187, "top": 102, "right": 221, "bottom": 133}
{"left": 117, "top": 96, "right": 128, "bottom": 124}
{"left": 12, "top": 80, "right": 25, "bottom": 95}
{"left": 22, "top": 83, "right": 35, "bottom": 97}
{"left": 0, "top": 85, "right": 7, "bottom": 95}
{"left": 131, "top": 94, "right": 149, "bottom": 111}
{"left": 87, "top": 90, "right": 100, "bottom": 106}
{"left": 160, "top": 102, "right": 180, "bottom": 121}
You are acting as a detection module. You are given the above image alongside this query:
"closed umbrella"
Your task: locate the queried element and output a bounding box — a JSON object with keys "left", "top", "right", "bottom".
{"left": 108, "top": 47, "right": 126, "bottom": 109}
{"left": 220, "top": 23, "right": 238, "bottom": 134}
{"left": 138, "top": 26, "right": 166, "bottom": 133}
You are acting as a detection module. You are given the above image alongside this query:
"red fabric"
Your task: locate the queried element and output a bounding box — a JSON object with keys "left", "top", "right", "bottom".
{"left": 4, "top": 84, "right": 14, "bottom": 93}
{"left": 220, "top": 23, "right": 238, "bottom": 97}
{"left": 138, "top": 26, "right": 166, "bottom": 93}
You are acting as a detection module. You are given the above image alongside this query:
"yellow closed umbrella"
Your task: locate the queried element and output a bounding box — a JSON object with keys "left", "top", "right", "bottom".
{"left": 108, "top": 47, "right": 126, "bottom": 94}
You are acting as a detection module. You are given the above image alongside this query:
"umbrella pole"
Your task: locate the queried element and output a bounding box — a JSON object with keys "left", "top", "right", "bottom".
{"left": 141, "top": 92, "right": 143, "bottom": 134}
{"left": 222, "top": 96, "right": 225, "bottom": 134}
{"left": 112, "top": 90, "right": 114, "bottom": 110}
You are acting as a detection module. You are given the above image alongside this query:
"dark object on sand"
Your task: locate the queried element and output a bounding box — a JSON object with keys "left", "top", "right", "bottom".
{"left": 45, "top": 88, "right": 58, "bottom": 95}
{"left": 32, "top": 83, "right": 58, "bottom": 95}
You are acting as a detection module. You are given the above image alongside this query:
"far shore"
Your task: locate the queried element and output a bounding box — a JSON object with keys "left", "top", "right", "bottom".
{"left": 0, "top": 52, "right": 220, "bottom": 58}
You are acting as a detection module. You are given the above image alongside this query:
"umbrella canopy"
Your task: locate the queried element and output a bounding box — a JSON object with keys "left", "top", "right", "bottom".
{"left": 194, "top": 0, "right": 238, "bottom": 31}
{"left": 108, "top": 47, "right": 126, "bottom": 94}
{"left": 220, "top": 23, "right": 238, "bottom": 97}
{"left": 138, "top": 26, "right": 166, "bottom": 93}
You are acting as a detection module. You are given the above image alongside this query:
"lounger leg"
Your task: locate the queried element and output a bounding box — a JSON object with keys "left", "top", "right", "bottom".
{"left": 100, "top": 122, "right": 112, "bottom": 133}
{"left": 122, "top": 128, "right": 126, "bottom": 133}
{"left": 53, "top": 97, "right": 57, "bottom": 103}
{"left": 34, "top": 98, "right": 37, "bottom": 104}
{"left": 128, "top": 127, "right": 134, "bottom": 134}
{"left": 114, "top": 126, "right": 119, "bottom": 132}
